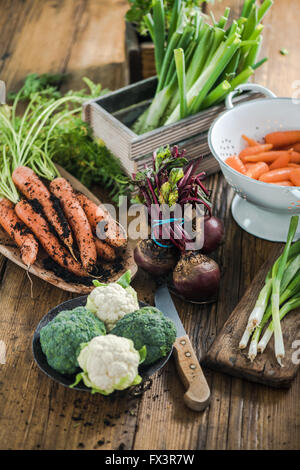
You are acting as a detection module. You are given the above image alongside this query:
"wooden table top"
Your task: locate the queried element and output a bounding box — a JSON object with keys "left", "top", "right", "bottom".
{"left": 0, "top": 0, "right": 299, "bottom": 450}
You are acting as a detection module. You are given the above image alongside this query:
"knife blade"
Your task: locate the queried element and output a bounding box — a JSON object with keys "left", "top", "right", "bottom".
{"left": 155, "top": 285, "right": 210, "bottom": 411}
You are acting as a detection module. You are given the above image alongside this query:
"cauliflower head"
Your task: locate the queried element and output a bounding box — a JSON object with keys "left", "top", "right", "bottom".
{"left": 72, "top": 334, "right": 143, "bottom": 395}
{"left": 86, "top": 282, "right": 139, "bottom": 331}
{"left": 40, "top": 306, "right": 106, "bottom": 375}
{"left": 111, "top": 306, "right": 176, "bottom": 365}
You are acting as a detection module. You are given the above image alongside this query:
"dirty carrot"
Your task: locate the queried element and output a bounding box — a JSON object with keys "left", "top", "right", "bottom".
{"left": 245, "top": 162, "right": 269, "bottom": 179}
{"left": 242, "top": 134, "right": 260, "bottom": 147}
{"left": 259, "top": 167, "right": 292, "bottom": 183}
{"left": 269, "top": 153, "right": 290, "bottom": 170}
{"left": 76, "top": 192, "right": 127, "bottom": 248}
{"left": 12, "top": 166, "right": 74, "bottom": 254}
{"left": 0, "top": 198, "right": 38, "bottom": 267}
{"left": 94, "top": 238, "right": 116, "bottom": 261}
{"left": 225, "top": 155, "right": 247, "bottom": 174}
{"left": 239, "top": 143, "right": 273, "bottom": 160}
{"left": 290, "top": 169, "right": 300, "bottom": 186}
{"left": 15, "top": 198, "right": 87, "bottom": 277}
{"left": 265, "top": 130, "right": 300, "bottom": 148}
{"left": 49, "top": 178, "right": 97, "bottom": 273}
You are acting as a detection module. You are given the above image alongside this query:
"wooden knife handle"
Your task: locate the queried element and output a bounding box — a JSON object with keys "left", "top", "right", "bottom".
{"left": 173, "top": 334, "right": 210, "bottom": 411}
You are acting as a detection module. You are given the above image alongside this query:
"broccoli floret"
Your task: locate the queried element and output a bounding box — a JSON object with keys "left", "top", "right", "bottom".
{"left": 40, "top": 306, "right": 106, "bottom": 375}
{"left": 111, "top": 306, "right": 176, "bottom": 365}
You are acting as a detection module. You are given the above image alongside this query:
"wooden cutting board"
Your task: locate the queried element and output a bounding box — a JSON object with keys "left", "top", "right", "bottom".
{"left": 203, "top": 245, "right": 300, "bottom": 388}
{"left": 0, "top": 166, "right": 137, "bottom": 294}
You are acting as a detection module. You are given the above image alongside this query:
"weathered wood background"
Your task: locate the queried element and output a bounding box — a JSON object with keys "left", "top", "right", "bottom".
{"left": 0, "top": 0, "right": 299, "bottom": 450}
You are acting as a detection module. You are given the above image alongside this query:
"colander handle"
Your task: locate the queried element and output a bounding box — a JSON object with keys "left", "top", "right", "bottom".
{"left": 225, "top": 83, "right": 277, "bottom": 109}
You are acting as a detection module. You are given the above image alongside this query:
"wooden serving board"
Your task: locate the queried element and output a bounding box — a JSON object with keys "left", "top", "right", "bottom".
{"left": 0, "top": 166, "right": 137, "bottom": 294}
{"left": 203, "top": 245, "right": 300, "bottom": 388}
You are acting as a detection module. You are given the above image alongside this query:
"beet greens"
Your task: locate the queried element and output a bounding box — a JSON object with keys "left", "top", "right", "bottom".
{"left": 132, "top": 145, "right": 211, "bottom": 251}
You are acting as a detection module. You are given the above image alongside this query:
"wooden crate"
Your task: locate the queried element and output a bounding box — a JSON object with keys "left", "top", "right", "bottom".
{"left": 83, "top": 76, "right": 263, "bottom": 177}
{"left": 125, "top": 22, "right": 155, "bottom": 83}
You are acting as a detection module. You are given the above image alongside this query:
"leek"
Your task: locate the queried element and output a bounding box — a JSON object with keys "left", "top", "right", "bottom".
{"left": 132, "top": 0, "right": 273, "bottom": 135}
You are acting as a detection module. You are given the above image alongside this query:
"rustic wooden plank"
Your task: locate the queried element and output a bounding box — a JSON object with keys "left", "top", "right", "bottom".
{"left": 0, "top": 0, "right": 141, "bottom": 451}
{"left": 254, "top": 0, "right": 300, "bottom": 97}
{"left": 0, "top": 0, "right": 128, "bottom": 92}
{"left": 0, "top": 260, "right": 142, "bottom": 450}
{"left": 0, "top": 0, "right": 300, "bottom": 451}
{"left": 64, "top": 0, "right": 128, "bottom": 90}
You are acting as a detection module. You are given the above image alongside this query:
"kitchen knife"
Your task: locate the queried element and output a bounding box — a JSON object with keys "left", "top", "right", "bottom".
{"left": 155, "top": 284, "right": 210, "bottom": 411}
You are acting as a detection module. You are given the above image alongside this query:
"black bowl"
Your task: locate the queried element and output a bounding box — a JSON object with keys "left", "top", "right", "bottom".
{"left": 32, "top": 296, "right": 172, "bottom": 392}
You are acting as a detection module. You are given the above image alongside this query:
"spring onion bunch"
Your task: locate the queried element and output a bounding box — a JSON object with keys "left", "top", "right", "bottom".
{"left": 240, "top": 216, "right": 300, "bottom": 366}
{"left": 133, "top": 0, "right": 273, "bottom": 135}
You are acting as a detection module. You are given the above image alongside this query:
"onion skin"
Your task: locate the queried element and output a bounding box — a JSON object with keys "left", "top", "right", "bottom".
{"left": 202, "top": 216, "right": 224, "bottom": 254}
{"left": 134, "top": 239, "right": 178, "bottom": 276}
{"left": 173, "top": 252, "right": 220, "bottom": 301}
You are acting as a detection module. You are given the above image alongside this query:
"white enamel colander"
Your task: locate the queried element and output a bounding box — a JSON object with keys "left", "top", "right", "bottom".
{"left": 208, "top": 83, "right": 300, "bottom": 242}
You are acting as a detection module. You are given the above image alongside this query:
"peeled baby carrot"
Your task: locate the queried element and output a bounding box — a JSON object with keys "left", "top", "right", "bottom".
{"left": 292, "top": 143, "right": 300, "bottom": 152}
{"left": 288, "top": 163, "right": 300, "bottom": 168}
{"left": 244, "top": 150, "right": 294, "bottom": 163}
{"left": 225, "top": 155, "right": 247, "bottom": 174}
{"left": 242, "top": 134, "right": 259, "bottom": 146}
{"left": 245, "top": 162, "right": 269, "bottom": 180}
{"left": 290, "top": 168, "right": 300, "bottom": 186}
{"left": 239, "top": 144, "right": 273, "bottom": 160}
{"left": 265, "top": 130, "right": 300, "bottom": 148}
{"left": 269, "top": 154, "right": 290, "bottom": 170}
{"left": 272, "top": 181, "right": 293, "bottom": 186}
{"left": 259, "top": 167, "right": 292, "bottom": 183}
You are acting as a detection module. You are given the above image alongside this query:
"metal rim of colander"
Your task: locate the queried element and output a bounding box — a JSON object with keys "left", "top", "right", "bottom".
{"left": 208, "top": 96, "right": 300, "bottom": 189}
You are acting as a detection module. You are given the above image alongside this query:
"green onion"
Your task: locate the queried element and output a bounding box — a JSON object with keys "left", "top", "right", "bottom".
{"left": 152, "top": 0, "right": 166, "bottom": 78}
{"left": 271, "top": 216, "right": 298, "bottom": 365}
{"left": 258, "top": 296, "right": 300, "bottom": 353}
{"left": 241, "top": 217, "right": 300, "bottom": 362}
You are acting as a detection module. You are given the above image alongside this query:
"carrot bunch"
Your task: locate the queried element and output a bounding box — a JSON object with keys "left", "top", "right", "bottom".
{"left": 225, "top": 131, "right": 300, "bottom": 187}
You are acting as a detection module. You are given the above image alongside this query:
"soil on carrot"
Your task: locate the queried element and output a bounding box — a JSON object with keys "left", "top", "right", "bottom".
{"left": 49, "top": 194, "right": 72, "bottom": 239}
{"left": 43, "top": 255, "right": 125, "bottom": 286}
{"left": 12, "top": 221, "right": 30, "bottom": 236}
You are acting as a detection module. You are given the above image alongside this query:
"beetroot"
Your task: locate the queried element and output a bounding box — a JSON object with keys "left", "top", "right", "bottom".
{"left": 134, "top": 239, "right": 178, "bottom": 276}
{"left": 202, "top": 216, "right": 224, "bottom": 254}
{"left": 173, "top": 251, "right": 220, "bottom": 301}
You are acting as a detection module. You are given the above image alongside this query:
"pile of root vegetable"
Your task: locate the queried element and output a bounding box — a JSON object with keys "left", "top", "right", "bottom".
{"left": 132, "top": 146, "right": 224, "bottom": 301}
{"left": 0, "top": 164, "right": 127, "bottom": 281}
{"left": 0, "top": 79, "right": 127, "bottom": 283}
